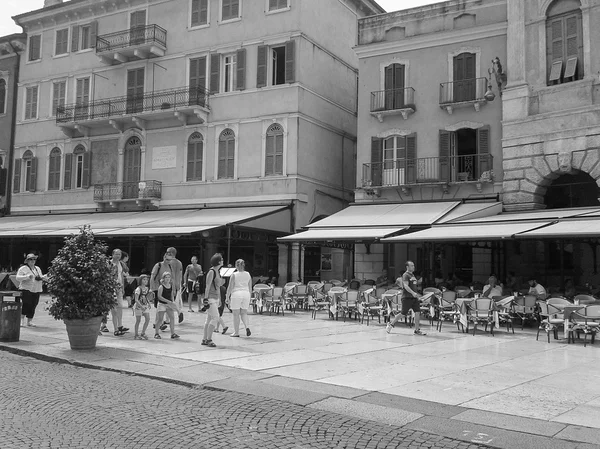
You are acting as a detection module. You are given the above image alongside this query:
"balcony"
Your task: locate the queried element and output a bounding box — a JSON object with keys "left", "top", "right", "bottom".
{"left": 370, "top": 88, "right": 415, "bottom": 122}
{"left": 362, "top": 154, "right": 494, "bottom": 194}
{"left": 439, "top": 77, "right": 489, "bottom": 114}
{"left": 96, "top": 25, "right": 167, "bottom": 65}
{"left": 56, "top": 86, "right": 210, "bottom": 137}
{"left": 94, "top": 180, "right": 162, "bottom": 207}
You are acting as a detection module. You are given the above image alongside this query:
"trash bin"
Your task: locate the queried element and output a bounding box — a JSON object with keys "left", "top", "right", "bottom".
{"left": 0, "top": 291, "right": 22, "bottom": 342}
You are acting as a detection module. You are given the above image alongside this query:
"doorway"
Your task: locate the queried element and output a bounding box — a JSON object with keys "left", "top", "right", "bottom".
{"left": 453, "top": 52, "right": 476, "bottom": 102}
{"left": 384, "top": 63, "right": 405, "bottom": 110}
{"left": 123, "top": 136, "right": 141, "bottom": 199}
{"left": 452, "top": 128, "right": 477, "bottom": 181}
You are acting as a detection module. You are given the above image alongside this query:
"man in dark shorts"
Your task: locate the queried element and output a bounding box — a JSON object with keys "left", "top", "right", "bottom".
{"left": 386, "top": 260, "right": 426, "bottom": 336}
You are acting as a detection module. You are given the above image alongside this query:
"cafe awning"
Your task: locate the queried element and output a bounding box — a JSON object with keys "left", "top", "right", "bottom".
{"left": 381, "top": 221, "right": 553, "bottom": 242}
{"left": 278, "top": 226, "right": 409, "bottom": 242}
{"left": 515, "top": 218, "right": 600, "bottom": 239}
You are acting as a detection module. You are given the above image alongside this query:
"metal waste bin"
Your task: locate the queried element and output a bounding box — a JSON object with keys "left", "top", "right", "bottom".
{"left": 0, "top": 291, "right": 22, "bottom": 342}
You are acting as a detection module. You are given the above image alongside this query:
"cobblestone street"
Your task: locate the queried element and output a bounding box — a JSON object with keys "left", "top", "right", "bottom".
{"left": 1, "top": 352, "right": 493, "bottom": 449}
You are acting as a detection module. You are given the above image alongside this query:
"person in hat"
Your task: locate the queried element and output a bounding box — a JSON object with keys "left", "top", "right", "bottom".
{"left": 16, "top": 253, "right": 48, "bottom": 327}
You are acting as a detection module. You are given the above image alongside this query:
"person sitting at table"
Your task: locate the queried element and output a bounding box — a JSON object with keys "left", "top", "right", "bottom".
{"left": 376, "top": 269, "right": 389, "bottom": 288}
{"left": 528, "top": 277, "right": 547, "bottom": 300}
{"left": 482, "top": 274, "right": 503, "bottom": 298}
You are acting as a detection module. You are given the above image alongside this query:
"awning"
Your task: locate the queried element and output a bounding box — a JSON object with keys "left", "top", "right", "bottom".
{"left": 278, "top": 226, "right": 408, "bottom": 242}
{"left": 437, "top": 202, "right": 502, "bottom": 223}
{"left": 0, "top": 206, "right": 289, "bottom": 237}
{"left": 515, "top": 218, "right": 600, "bottom": 239}
{"left": 381, "top": 221, "right": 553, "bottom": 242}
{"left": 457, "top": 206, "right": 600, "bottom": 224}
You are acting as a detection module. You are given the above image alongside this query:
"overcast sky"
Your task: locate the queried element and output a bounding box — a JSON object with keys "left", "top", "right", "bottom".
{"left": 1, "top": 0, "right": 440, "bottom": 35}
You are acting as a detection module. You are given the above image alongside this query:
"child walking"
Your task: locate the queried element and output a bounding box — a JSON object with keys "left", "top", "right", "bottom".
{"left": 154, "top": 272, "right": 180, "bottom": 339}
{"left": 133, "top": 274, "right": 152, "bottom": 340}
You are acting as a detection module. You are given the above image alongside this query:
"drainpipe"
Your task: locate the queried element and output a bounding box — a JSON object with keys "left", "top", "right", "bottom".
{"left": 6, "top": 40, "right": 22, "bottom": 216}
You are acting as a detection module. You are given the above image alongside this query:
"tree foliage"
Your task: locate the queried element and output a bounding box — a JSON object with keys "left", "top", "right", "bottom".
{"left": 47, "top": 226, "right": 117, "bottom": 320}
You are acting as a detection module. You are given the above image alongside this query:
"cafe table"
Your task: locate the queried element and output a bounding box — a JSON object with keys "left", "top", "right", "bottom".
{"left": 456, "top": 296, "right": 509, "bottom": 332}
{"left": 327, "top": 287, "right": 347, "bottom": 319}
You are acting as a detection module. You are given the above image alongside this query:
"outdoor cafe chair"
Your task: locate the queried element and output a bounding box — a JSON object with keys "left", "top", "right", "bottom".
{"left": 263, "top": 287, "right": 284, "bottom": 316}
{"left": 307, "top": 280, "right": 321, "bottom": 293}
{"left": 467, "top": 298, "right": 495, "bottom": 336}
{"left": 512, "top": 295, "right": 538, "bottom": 329}
{"left": 311, "top": 288, "right": 331, "bottom": 320}
{"left": 252, "top": 283, "right": 272, "bottom": 314}
{"left": 381, "top": 289, "right": 401, "bottom": 323}
{"left": 348, "top": 279, "right": 361, "bottom": 290}
{"left": 322, "top": 282, "right": 333, "bottom": 294}
{"left": 570, "top": 305, "right": 600, "bottom": 347}
{"left": 307, "top": 282, "right": 324, "bottom": 310}
{"left": 327, "top": 286, "right": 347, "bottom": 320}
{"left": 536, "top": 302, "right": 564, "bottom": 343}
{"left": 340, "top": 290, "right": 360, "bottom": 322}
{"left": 547, "top": 297, "right": 571, "bottom": 308}
{"left": 490, "top": 296, "right": 515, "bottom": 333}
{"left": 358, "top": 284, "right": 372, "bottom": 293}
{"left": 359, "top": 288, "right": 382, "bottom": 326}
{"left": 435, "top": 292, "right": 462, "bottom": 332}
{"left": 421, "top": 288, "right": 441, "bottom": 325}
{"left": 291, "top": 284, "right": 309, "bottom": 311}
{"left": 330, "top": 279, "right": 343, "bottom": 286}
{"left": 283, "top": 282, "right": 299, "bottom": 312}
{"left": 574, "top": 294, "right": 597, "bottom": 305}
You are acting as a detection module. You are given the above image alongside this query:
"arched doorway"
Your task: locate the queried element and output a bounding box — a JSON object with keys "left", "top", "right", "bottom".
{"left": 544, "top": 171, "right": 600, "bottom": 209}
{"left": 123, "top": 136, "right": 142, "bottom": 199}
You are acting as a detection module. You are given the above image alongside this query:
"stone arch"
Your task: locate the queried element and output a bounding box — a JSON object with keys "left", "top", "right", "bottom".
{"left": 540, "top": 0, "right": 584, "bottom": 17}
{"left": 118, "top": 127, "right": 144, "bottom": 150}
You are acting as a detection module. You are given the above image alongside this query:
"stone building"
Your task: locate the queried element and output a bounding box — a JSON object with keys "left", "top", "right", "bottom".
{"left": 2, "top": 0, "right": 384, "bottom": 278}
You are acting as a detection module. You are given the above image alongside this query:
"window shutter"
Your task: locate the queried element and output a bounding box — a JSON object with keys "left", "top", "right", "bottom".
{"left": 28, "top": 157, "right": 37, "bottom": 192}
{"left": 231, "top": 0, "right": 240, "bottom": 18}
{"left": 200, "top": 0, "right": 208, "bottom": 24}
{"left": 218, "top": 139, "right": 226, "bottom": 179}
{"left": 236, "top": 48, "right": 246, "bottom": 91}
{"left": 71, "top": 25, "right": 79, "bottom": 52}
{"left": 265, "top": 134, "right": 274, "bottom": 175}
{"left": 187, "top": 141, "right": 194, "bottom": 181}
{"left": 210, "top": 53, "right": 220, "bottom": 94}
{"left": 82, "top": 152, "right": 91, "bottom": 188}
{"left": 32, "top": 87, "right": 38, "bottom": 119}
{"left": 439, "top": 130, "right": 451, "bottom": 182}
{"left": 64, "top": 153, "right": 73, "bottom": 190}
{"left": 275, "top": 133, "right": 284, "bottom": 175}
{"left": 551, "top": 19, "right": 563, "bottom": 61}
{"left": 565, "top": 15, "right": 579, "bottom": 57}
{"left": 29, "top": 35, "right": 40, "bottom": 61}
{"left": 191, "top": 0, "right": 200, "bottom": 26}
{"left": 477, "top": 126, "right": 490, "bottom": 175}
{"left": 13, "top": 159, "right": 21, "bottom": 193}
{"left": 90, "top": 21, "right": 98, "bottom": 51}
{"left": 257, "top": 45, "right": 268, "bottom": 88}
{"left": 25, "top": 89, "right": 32, "bottom": 120}
{"left": 370, "top": 137, "right": 383, "bottom": 187}
{"left": 227, "top": 139, "right": 235, "bottom": 178}
{"left": 0, "top": 167, "right": 6, "bottom": 197}
{"left": 284, "top": 40, "right": 295, "bottom": 83}
{"left": 405, "top": 134, "right": 417, "bottom": 183}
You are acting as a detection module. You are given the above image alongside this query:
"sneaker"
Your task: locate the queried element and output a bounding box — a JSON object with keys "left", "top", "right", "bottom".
{"left": 27, "top": 321, "right": 36, "bottom": 327}
{"left": 386, "top": 323, "right": 393, "bottom": 334}
{"left": 246, "top": 328, "right": 251, "bottom": 337}
{"left": 134, "top": 335, "right": 141, "bottom": 340}
{"left": 119, "top": 326, "right": 129, "bottom": 332}
{"left": 171, "top": 333, "right": 180, "bottom": 339}
{"left": 154, "top": 334, "right": 161, "bottom": 339}
{"left": 414, "top": 329, "right": 427, "bottom": 336}
{"left": 140, "top": 333, "right": 148, "bottom": 340}
{"left": 114, "top": 330, "right": 125, "bottom": 336}
{"left": 201, "top": 339, "right": 208, "bottom": 345}
{"left": 100, "top": 325, "right": 110, "bottom": 333}
{"left": 222, "top": 326, "right": 229, "bottom": 335}
{"left": 160, "top": 323, "right": 168, "bottom": 331}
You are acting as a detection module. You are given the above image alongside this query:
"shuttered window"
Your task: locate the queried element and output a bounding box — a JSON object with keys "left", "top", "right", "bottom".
{"left": 28, "top": 35, "right": 41, "bottom": 61}
{"left": 269, "top": 0, "right": 289, "bottom": 11}
{"left": 73, "top": 145, "right": 87, "bottom": 189}
{"left": 218, "top": 129, "right": 235, "bottom": 179}
{"left": 48, "top": 148, "right": 61, "bottom": 191}
{"left": 224, "top": 53, "right": 237, "bottom": 93}
{"left": 546, "top": 2, "right": 583, "bottom": 84}
{"left": 25, "top": 86, "right": 38, "bottom": 120}
{"left": 191, "top": 0, "right": 209, "bottom": 26}
{"left": 187, "top": 133, "right": 204, "bottom": 181}
{"left": 52, "top": 81, "right": 66, "bottom": 116}
{"left": 258, "top": 40, "right": 295, "bottom": 88}
{"left": 0, "top": 79, "right": 6, "bottom": 115}
{"left": 55, "top": 28, "right": 69, "bottom": 55}
{"left": 222, "top": 0, "right": 240, "bottom": 21}
{"left": 23, "top": 151, "right": 37, "bottom": 193}
{"left": 265, "top": 124, "right": 284, "bottom": 176}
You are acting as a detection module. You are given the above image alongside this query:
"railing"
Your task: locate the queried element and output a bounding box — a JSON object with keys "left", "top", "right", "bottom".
{"left": 370, "top": 87, "right": 415, "bottom": 112}
{"left": 439, "top": 77, "right": 488, "bottom": 105}
{"left": 362, "top": 154, "right": 493, "bottom": 188}
{"left": 93, "top": 180, "right": 162, "bottom": 202}
{"left": 96, "top": 24, "right": 167, "bottom": 53}
{"left": 56, "top": 86, "right": 209, "bottom": 123}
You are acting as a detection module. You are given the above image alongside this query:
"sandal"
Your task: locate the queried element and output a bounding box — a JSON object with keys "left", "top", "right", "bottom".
{"left": 222, "top": 326, "right": 229, "bottom": 335}
{"left": 134, "top": 335, "right": 140, "bottom": 340}
{"left": 206, "top": 340, "right": 216, "bottom": 348}
{"left": 201, "top": 339, "right": 208, "bottom": 345}
{"left": 188, "top": 309, "right": 195, "bottom": 313}
{"left": 140, "top": 334, "right": 148, "bottom": 340}
{"left": 246, "top": 328, "right": 251, "bottom": 337}
{"left": 414, "top": 329, "right": 427, "bottom": 336}
{"left": 154, "top": 334, "right": 161, "bottom": 339}
{"left": 171, "top": 333, "right": 180, "bottom": 339}
{"left": 230, "top": 334, "right": 240, "bottom": 337}
{"left": 114, "top": 330, "right": 124, "bottom": 336}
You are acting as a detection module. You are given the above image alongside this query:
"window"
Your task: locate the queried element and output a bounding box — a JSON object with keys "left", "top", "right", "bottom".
{"left": 80, "top": 26, "right": 91, "bottom": 49}
{"left": 209, "top": 49, "right": 246, "bottom": 94}
{"left": 370, "top": 134, "right": 416, "bottom": 187}
{"left": 14, "top": 150, "right": 37, "bottom": 193}
{"left": 268, "top": 0, "right": 288, "bottom": 11}
{"left": 48, "top": 148, "right": 61, "bottom": 191}
{"left": 191, "top": 0, "right": 209, "bottom": 27}
{"left": 265, "top": 124, "right": 284, "bottom": 176}
{"left": 55, "top": 28, "right": 69, "bottom": 55}
{"left": 218, "top": 129, "right": 235, "bottom": 179}
{"left": 71, "top": 22, "right": 97, "bottom": 52}
{"left": 28, "top": 35, "right": 41, "bottom": 62}
{"left": 546, "top": 0, "right": 583, "bottom": 84}
{"left": 0, "top": 79, "right": 6, "bottom": 115}
{"left": 65, "top": 145, "right": 90, "bottom": 190}
{"left": 439, "top": 127, "right": 490, "bottom": 182}
{"left": 257, "top": 40, "right": 295, "bottom": 88}
{"left": 222, "top": 0, "right": 240, "bottom": 21}
{"left": 24, "top": 86, "right": 38, "bottom": 120}
{"left": 75, "top": 77, "right": 90, "bottom": 120}
{"left": 187, "top": 132, "right": 204, "bottom": 181}
{"left": 223, "top": 53, "right": 237, "bottom": 93}
{"left": 52, "top": 81, "right": 66, "bottom": 116}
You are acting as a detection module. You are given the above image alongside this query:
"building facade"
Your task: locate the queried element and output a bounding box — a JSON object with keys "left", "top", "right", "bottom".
{"left": 0, "top": 34, "right": 27, "bottom": 221}
{"left": 5, "top": 0, "right": 384, "bottom": 278}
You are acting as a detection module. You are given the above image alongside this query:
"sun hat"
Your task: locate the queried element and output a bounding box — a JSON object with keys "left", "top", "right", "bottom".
{"left": 24, "top": 253, "right": 38, "bottom": 262}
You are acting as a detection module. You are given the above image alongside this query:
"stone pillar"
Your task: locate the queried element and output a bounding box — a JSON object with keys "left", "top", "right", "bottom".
{"left": 503, "top": 0, "right": 529, "bottom": 122}
{"left": 277, "top": 243, "right": 289, "bottom": 286}
{"left": 290, "top": 243, "right": 301, "bottom": 283}
{"left": 117, "top": 148, "right": 124, "bottom": 183}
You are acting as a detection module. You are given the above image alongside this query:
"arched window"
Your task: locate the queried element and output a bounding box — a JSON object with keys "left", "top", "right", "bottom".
{"left": 0, "top": 79, "right": 6, "bottom": 115}
{"left": 218, "top": 129, "right": 235, "bottom": 179}
{"left": 265, "top": 124, "right": 283, "bottom": 176}
{"left": 48, "top": 147, "right": 61, "bottom": 191}
{"left": 65, "top": 144, "right": 89, "bottom": 190}
{"left": 187, "top": 132, "right": 204, "bottom": 181}
{"left": 546, "top": 0, "right": 583, "bottom": 84}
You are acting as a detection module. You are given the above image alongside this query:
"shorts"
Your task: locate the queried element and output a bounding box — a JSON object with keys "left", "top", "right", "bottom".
{"left": 135, "top": 308, "right": 151, "bottom": 318}
{"left": 230, "top": 291, "right": 251, "bottom": 310}
{"left": 401, "top": 297, "right": 420, "bottom": 315}
{"left": 205, "top": 298, "right": 220, "bottom": 324}
{"left": 157, "top": 303, "right": 171, "bottom": 313}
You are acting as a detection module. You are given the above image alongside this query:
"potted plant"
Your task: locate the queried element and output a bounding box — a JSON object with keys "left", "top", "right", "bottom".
{"left": 47, "top": 226, "right": 117, "bottom": 350}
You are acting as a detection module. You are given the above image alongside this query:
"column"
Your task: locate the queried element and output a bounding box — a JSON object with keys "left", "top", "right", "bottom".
{"left": 140, "top": 145, "right": 146, "bottom": 180}
{"left": 506, "top": 0, "right": 526, "bottom": 88}
{"left": 117, "top": 148, "right": 124, "bottom": 183}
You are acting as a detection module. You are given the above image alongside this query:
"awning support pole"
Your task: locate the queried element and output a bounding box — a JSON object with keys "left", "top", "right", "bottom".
{"left": 227, "top": 226, "right": 232, "bottom": 266}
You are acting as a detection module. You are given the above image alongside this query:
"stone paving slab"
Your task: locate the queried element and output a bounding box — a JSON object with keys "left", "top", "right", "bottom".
{"left": 258, "top": 375, "right": 368, "bottom": 399}
{"left": 451, "top": 409, "right": 567, "bottom": 437}
{"left": 555, "top": 425, "right": 600, "bottom": 445}
{"left": 356, "top": 391, "right": 468, "bottom": 419}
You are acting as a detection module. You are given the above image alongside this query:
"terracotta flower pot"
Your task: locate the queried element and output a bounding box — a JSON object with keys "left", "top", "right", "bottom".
{"left": 64, "top": 316, "right": 103, "bottom": 350}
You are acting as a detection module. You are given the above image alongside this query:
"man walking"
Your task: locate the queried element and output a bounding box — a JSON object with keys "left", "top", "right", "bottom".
{"left": 110, "top": 249, "right": 129, "bottom": 336}
{"left": 386, "top": 260, "right": 426, "bottom": 336}
{"left": 151, "top": 247, "right": 184, "bottom": 330}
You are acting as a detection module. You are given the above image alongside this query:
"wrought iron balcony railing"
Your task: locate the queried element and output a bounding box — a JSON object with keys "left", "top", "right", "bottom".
{"left": 94, "top": 180, "right": 162, "bottom": 202}
{"left": 370, "top": 87, "right": 415, "bottom": 113}
{"left": 439, "top": 77, "right": 488, "bottom": 105}
{"left": 96, "top": 24, "right": 167, "bottom": 53}
{"left": 56, "top": 86, "right": 209, "bottom": 124}
{"left": 362, "top": 154, "right": 493, "bottom": 188}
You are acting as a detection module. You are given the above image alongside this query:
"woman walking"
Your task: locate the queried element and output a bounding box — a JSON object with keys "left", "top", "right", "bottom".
{"left": 133, "top": 274, "right": 152, "bottom": 340}
{"left": 154, "top": 272, "right": 180, "bottom": 339}
{"left": 16, "top": 253, "right": 47, "bottom": 327}
{"left": 202, "top": 254, "right": 225, "bottom": 347}
{"left": 183, "top": 256, "right": 203, "bottom": 312}
{"left": 226, "top": 259, "right": 252, "bottom": 337}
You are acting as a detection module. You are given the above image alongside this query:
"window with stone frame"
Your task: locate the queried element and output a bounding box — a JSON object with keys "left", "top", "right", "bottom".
{"left": 13, "top": 150, "right": 37, "bottom": 193}
{"left": 221, "top": 0, "right": 240, "bottom": 21}
{"left": 28, "top": 35, "right": 41, "bottom": 61}
{"left": 265, "top": 124, "right": 284, "bottom": 176}
{"left": 268, "top": 0, "right": 289, "bottom": 11}
{"left": 546, "top": 0, "right": 583, "bottom": 85}
{"left": 191, "top": 0, "right": 209, "bottom": 27}
{"left": 48, "top": 148, "right": 62, "bottom": 191}
{"left": 24, "top": 86, "right": 38, "bottom": 120}
{"left": 55, "top": 28, "right": 69, "bottom": 55}
{"left": 218, "top": 129, "right": 235, "bottom": 179}
{"left": 187, "top": 132, "right": 204, "bottom": 181}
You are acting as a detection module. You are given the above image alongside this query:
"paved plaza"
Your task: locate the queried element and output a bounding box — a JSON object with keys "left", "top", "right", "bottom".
{"left": 1, "top": 296, "right": 599, "bottom": 449}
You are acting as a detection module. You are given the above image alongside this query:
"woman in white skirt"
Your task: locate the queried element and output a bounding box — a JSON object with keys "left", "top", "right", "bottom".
{"left": 226, "top": 259, "right": 252, "bottom": 337}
